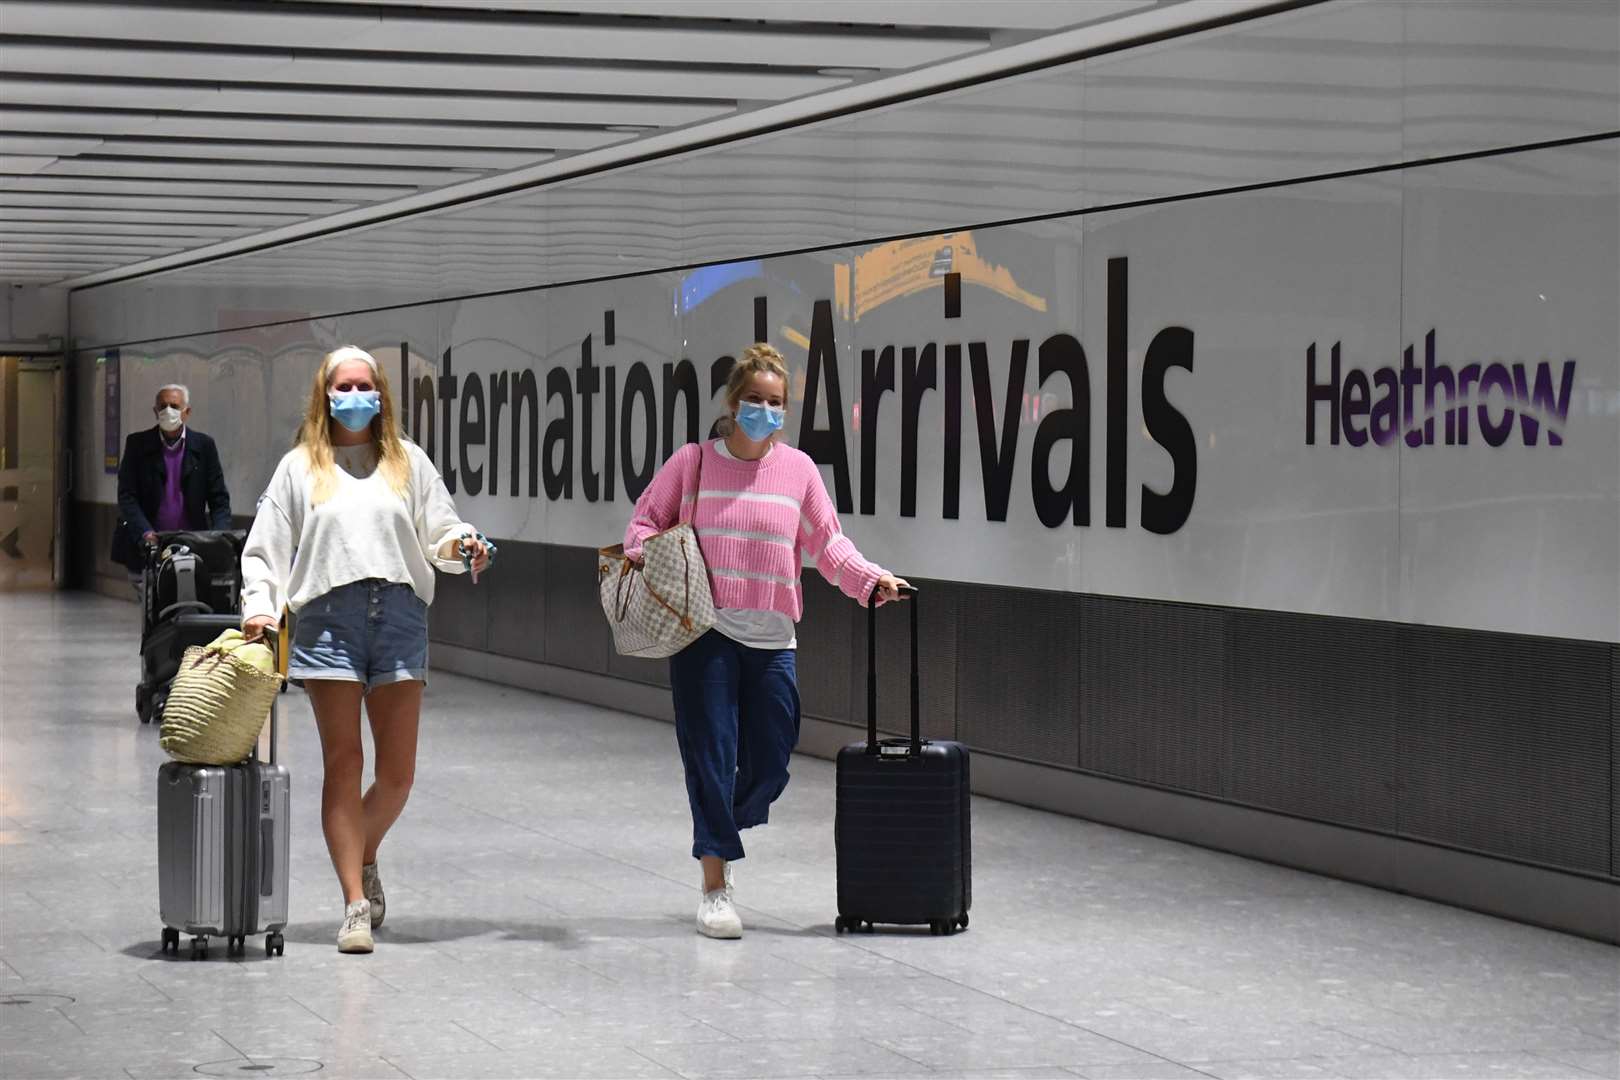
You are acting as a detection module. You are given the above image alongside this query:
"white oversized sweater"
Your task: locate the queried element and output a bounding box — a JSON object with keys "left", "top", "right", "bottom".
{"left": 241, "top": 440, "right": 474, "bottom": 622}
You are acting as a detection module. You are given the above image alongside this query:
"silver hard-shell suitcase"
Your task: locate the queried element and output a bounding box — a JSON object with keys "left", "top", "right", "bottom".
{"left": 156, "top": 635, "right": 290, "bottom": 959}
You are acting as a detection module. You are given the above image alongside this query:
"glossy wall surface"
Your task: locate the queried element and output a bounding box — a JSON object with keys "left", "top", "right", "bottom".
{"left": 68, "top": 0, "right": 1620, "bottom": 897}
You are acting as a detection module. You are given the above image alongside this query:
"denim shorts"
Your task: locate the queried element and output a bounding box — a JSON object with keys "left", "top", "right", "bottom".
{"left": 290, "top": 579, "right": 429, "bottom": 691}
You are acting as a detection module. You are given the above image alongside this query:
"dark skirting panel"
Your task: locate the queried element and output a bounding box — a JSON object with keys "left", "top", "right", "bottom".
{"left": 1081, "top": 596, "right": 1229, "bottom": 797}
{"left": 1224, "top": 608, "right": 1400, "bottom": 833}
{"left": 484, "top": 540, "right": 548, "bottom": 664}
{"left": 954, "top": 580, "right": 1081, "bottom": 767}
{"left": 795, "top": 575, "right": 856, "bottom": 725}
{"left": 1394, "top": 624, "right": 1611, "bottom": 875}
{"left": 540, "top": 543, "right": 611, "bottom": 675}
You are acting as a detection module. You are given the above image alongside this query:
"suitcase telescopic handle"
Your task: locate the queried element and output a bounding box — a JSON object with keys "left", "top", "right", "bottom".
{"left": 252, "top": 614, "right": 290, "bottom": 767}
{"left": 866, "top": 583, "right": 920, "bottom": 756}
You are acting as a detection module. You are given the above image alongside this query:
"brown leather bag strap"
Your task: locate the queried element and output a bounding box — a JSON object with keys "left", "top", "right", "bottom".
{"left": 636, "top": 540, "right": 697, "bottom": 632}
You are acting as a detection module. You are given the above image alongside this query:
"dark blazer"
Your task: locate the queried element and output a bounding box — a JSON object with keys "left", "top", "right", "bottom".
{"left": 110, "top": 427, "right": 233, "bottom": 570}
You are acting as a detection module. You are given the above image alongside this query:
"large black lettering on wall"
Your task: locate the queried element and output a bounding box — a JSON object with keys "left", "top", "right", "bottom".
{"left": 511, "top": 369, "right": 540, "bottom": 497}
{"left": 860, "top": 345, "right": 896, "bottom": 516}
{"left": 1031, "top": 333, "right": 1090, "bottom": 527}
{"left": 968, "top": 339, "right": 1027, "bottom": 523}
{"left": 663, "top": 360, "right": 699, "bottom": 460}
{"left": 622, "top": 361, "right": 657, "bottom": 500}
{"left": 438, "top": 346, "right": 459, "bottom": 494}
{"left": 1106, "top": 258, "right": 1128, "bottom": 528}
{"left": 708, "top": 355, "right": 734, "bottom": 440}
{"left": 577, "top": 335, "right": 601, "bottom": 502}
{"left": 798, "top": 299, "right": 853, "bottom": 513}
{"left": 1140, "top": 326, "right": 1196, "bottom": 535}
{"left": 460, "top": 371, "right": 486, "bottom": 496}
{"left": 899, "top": 343, "right": 937, "bottom": 518}
{"left": 543, "top": 367, "right": 573, "bottom": 500}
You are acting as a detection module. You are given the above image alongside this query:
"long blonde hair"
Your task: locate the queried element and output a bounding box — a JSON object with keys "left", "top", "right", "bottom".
{"left": 297, "top": 346, "right": 411, "bottom": 504}
{"left": 717, "top": 343, "right": 791, "bottom": 437}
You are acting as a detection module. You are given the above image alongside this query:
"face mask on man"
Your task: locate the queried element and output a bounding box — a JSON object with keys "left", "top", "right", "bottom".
{"left": 735, "top": 401, "right": 786, "bottom": 442}
{"left": 329, "top": 389, "right": 382, "bottom": 433}
{"left": 156, "top": 406, "right": 184, "bottom": 434}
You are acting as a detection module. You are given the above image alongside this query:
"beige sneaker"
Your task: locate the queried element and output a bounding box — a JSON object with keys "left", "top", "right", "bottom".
{"left": 361, "top": 862, "right": 385, "bottom": 928}
{"left": 337, "top": 899, "right": 374, "bottom": 953}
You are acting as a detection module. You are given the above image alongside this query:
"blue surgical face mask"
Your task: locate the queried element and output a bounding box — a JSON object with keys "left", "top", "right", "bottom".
{"left": 735, "top": 401, "right": 785, "bottom": 442}
{"left": 329, "top": 389, "right": 381, "bottom": 433}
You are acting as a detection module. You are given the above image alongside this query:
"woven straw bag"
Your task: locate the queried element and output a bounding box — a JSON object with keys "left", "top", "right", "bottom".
{"left": 599, "top": 446, "right": 714, "bottom": 658}
{"left": 159, "top": 630, "right": 285, "bottom": 765}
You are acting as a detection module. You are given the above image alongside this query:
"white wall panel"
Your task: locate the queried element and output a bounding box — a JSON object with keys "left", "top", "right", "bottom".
{"left": 69, "top": 1, "right": 1620, "bottom": 643}
{"left": 1397, "top": 142, "right": 1619, "bottom": 639}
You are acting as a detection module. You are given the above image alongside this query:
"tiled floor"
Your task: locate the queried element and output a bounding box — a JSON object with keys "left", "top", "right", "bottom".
{"left": 1, "top": 591, "right": 1615, "bottom": 1080}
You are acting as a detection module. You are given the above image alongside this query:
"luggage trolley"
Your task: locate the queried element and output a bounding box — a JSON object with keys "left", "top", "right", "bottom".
{"left": 136, "top": 529, "right": 246, "bottom": 724}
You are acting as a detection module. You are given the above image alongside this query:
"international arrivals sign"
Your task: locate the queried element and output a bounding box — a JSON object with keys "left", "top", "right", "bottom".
{"left": 114, "top": 178, "right": 1619, "bottom": 643}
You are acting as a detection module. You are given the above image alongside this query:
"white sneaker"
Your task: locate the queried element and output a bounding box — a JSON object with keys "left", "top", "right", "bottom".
{"left": 697, "top": 888, "right": 742, "bottom": 939}
{"left": 337, "top": 899, "right": 374, "bottom": 953}
{"left": 361, "top": 862, "right": 385, "bottom": 927}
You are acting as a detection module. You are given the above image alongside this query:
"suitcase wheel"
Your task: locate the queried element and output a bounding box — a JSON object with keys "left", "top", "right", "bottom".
{"left": 190, "top": 936, "right": 208, "bottom": 960}
{"left": 136, "top": 686, "right": 151, "bottom": 724}
{"left": 265, "top": 932, "right": 285, "bottom": 957}
{"left": 957, "top": 914, "right": 969, "bottom": 931}
{"left": 834, "top": 916, "right": 848, "bottom": 934}
{"left": 160, "top": 927, "right": 179, "bottom": 955}
{"left": 227, "top": 935, "right": 246, "bottom": 958}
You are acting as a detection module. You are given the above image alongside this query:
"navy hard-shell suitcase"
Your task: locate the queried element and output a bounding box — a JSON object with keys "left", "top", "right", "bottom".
{"left": 834, "top": 585, "right": 971, "bottom": 935}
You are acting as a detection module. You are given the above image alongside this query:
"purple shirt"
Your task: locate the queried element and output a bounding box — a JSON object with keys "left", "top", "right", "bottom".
{"left": 153, "top": 430, "right": 187, "bottom": 532}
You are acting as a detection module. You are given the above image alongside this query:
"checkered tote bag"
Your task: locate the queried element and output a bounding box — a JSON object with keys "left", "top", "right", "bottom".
{"left": 598, "top": 446, "right": 714, "bottom": 658}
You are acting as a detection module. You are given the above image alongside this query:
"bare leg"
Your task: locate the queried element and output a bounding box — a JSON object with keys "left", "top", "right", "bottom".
{"left": 361, "top": 680, "right": 422, "bottom": 863}
{"left": 700, "top": 855, "right": 725, "bottom": 893}
{"left": 308, "top": 680, "right": 367, "bottom": 904}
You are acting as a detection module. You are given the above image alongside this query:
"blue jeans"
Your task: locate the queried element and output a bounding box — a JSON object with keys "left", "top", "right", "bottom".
{"left": 290, "top": 579, "right": 430, "bottom": 692}
{"left": 668, "top": 630, "right": 801, "bottom": 861}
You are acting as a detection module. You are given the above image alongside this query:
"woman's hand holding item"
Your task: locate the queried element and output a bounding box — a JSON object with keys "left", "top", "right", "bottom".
{"left": 242, "top": 614, "right": 278, "bottom": 643}
{"left": 456, "top": 532, "right": 496, "bottom": 582}
{"left": 875, "top": 575, "right": 911, "bottom": 603}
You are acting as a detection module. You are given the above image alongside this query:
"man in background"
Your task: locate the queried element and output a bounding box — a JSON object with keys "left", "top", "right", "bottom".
{"left": 110, "top": 384, "right": 233, "bottom": 599}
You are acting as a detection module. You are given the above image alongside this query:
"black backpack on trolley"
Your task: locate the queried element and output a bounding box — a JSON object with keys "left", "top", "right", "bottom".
{"left": 137, "top": 529, "right": 246, "bottom": 724}
{"left": 834, "top": 585, "right": 972, "bottom": 935}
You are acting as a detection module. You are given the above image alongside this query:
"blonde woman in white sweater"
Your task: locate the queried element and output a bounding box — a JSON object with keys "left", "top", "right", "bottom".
{"left": 241, "top": 346, "right": 492, "bottom": 953}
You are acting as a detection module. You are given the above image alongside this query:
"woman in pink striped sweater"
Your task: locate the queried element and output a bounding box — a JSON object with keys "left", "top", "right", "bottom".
{"left": 625, "top": 343, "right": 910, "bottom": 939}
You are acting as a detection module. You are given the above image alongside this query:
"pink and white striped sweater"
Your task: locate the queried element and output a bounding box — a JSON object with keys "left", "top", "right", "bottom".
{"left": 624, "top": 440, "right": 887, "bottom": 621}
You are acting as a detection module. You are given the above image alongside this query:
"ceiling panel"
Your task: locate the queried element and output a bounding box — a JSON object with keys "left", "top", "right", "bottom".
{"left": 0, "top": 0, "right": 1206, "bottom": 285}
{"left": 0, "top": 1, "right": 987, "bottom": 67}
{"left": 0, "top": 108, "right": 627, "bottom": 151}
{"left": 330, "top": 0, "right": 1155, "bottom": 30}
{"left": 0, "top": 42, "right": 842, "bottom": 100}
{"left": 58, "top": 141, "right": 542, "bottom": 171}
{"left": 3, "top": 207, "right": 308, "bottom": 225}
{"left": 32, "top": 158, "right": 487, "bottom": 185}
{"left": 0, "top": 192, "right": 356, "bottom": 215}
{"left": 0, "top": 175, "right": 417, "bottom": 200}
{"left": 0, "top": 79, "right": 735, "bottom": 128}
{"left": 0, "top": 220, "right": 251, "bottom": 237}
